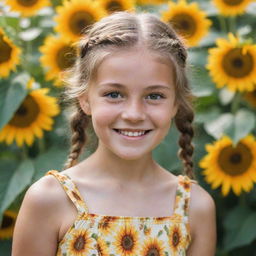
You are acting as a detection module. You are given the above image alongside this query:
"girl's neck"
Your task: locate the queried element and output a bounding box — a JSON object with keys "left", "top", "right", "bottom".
{"left": 78, "top": 145, "right": 162, "bottom": 185}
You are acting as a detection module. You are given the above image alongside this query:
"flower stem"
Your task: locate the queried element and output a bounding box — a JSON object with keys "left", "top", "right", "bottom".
{"left": 218, "top": 15, "right": 227, "bottom": 33}
{"left": 228, "top": 16, "right": 236, "bottom": 34}
{"left": 231, "top": 92, "right": 241, "bottom": 114}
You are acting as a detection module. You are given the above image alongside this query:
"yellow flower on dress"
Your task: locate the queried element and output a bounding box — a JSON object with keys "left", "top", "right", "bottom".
{"left": 0, "top": 28, "right": 21, "bottom": 78}
{"left": 113, "top": 222, "right": 139, "bottom": 255}
{"left": 54, "top": 0, "right": 107, "bottom": 42}
{"left": 213, "top": 0, "right": 253, "bottom": 16}
{"left": 5, "top": 0, "right": 50, "bottom": 17}
{"left": 140, "top": 237, "right": 165, "bottom": 256}
{"left": 0, "top": 210, "right": 17, "bottom": 239}
{"left": 0, "top": 84, "right": 60, "bottom": 147}
{"left": 169, "top": 224, "right": 185, "bottom": 253}
{"left": 137, "top": 0, "right": 168, "bottom": 5}
{"left": 207, "top": 33, "right": 256, "bottom": 92}
{"left": 39, "top": 35, "right": 76, "bottom": 86}
{"left": 95, "top": 237, "right": 110, "bottom": 256}
{"left": 98, "top": 216, "right": 118, "bottom": 236}
{"left": 199, "top": 135, "right": 256, "bottom": 196}
{"left": 98, "top": 0, "right": 135, "bottom": 14}
{"left": 161, "top": 0, "right": 211, "bottom": 47}
{"left": 243, "top": 89, "right": 256, "bottom": 107}
{"left": 67, "top": 228, "right": 94, "bottom": 256}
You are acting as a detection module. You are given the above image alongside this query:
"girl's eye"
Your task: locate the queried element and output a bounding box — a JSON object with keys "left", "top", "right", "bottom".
{"left": 104, "top": 91, "right": 122, "bottom": 99}
{"left": 146, "top": 93, "right": 165, "bottom": 100}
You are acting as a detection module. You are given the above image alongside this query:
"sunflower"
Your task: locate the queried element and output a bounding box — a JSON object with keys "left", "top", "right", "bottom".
{"left": 98, "top": 216, "right": 118, "bottom": 236}
{"left": 54, "top": 0, "right": 107, "bottom": 42}
{"left": 39, "top": 35, "right": 76, "bottom": 86}
{"left": 169, "top": 224, "right": 185, "bottom": 253}
{"left": 207, "top": 33, "right": 256, "bottom": 92}
{"left": 113, "top": 222, "right": 139, "bottom": 256}
{"left": 136, "top": 0, "right": 168, "bottom": 5}
{"left": 0, "top": 28, "right": 21, "bottom": 78}
{"left": 161, "top": 0, "right": 211, "bottom": 47}
{"left": 243, "top": 88, "right": 256, "bottom": 107}
{"left": 140, "top": 237, "right": 165, "bottom": 256}
{"left": 0, "top": 210, "right": 17, "bottom": 239}
{"left": 0, "top": 85, "right": 60, "bottom": 147}
{"left": 199, "top": 135, "right": 256, "bottom": 196}
{"left": 213, "top": 0, "right": 253, "bottom": 16}
{"left": 5, "top": 0, "right": 50, "bottom": 17}
{"left": 95, "top": 237, "right": 110, "bottom": 256}
{"left": 98, "top": 0, "right": 135, "bottom": 14}
{"left": 67, "top": 228, "right": 94, "bottom": 255}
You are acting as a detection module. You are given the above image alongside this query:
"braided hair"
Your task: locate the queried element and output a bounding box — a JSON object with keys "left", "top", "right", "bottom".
{"left": 63, "top": 11, "right": 195, "bottom": 179}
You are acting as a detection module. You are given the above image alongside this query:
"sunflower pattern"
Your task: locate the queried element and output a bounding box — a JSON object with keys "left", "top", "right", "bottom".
{"left": 45, "top": 170, "right": 192, "bottom": 256}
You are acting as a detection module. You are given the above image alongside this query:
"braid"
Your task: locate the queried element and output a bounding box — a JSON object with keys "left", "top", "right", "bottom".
{"left": 174, "top": 106, "right": 195, "bottom": 179}
{"left": 80, "top": 32, "right": 137, "bottom": 58}
{"left": 63, "top": 106, "right": 90, "bottom": 169}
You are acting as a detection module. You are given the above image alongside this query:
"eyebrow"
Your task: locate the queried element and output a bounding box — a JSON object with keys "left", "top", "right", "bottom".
{"left": 99, "top": 83, "right": 171, "bottom": 90}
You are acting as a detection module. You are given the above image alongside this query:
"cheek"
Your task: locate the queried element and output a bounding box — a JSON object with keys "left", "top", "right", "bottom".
{"left": 90, "top": 104, "right": 117, "bottom": 130}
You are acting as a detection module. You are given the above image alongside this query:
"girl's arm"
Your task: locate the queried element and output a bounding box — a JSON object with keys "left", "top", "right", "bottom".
{"left": 187, "top": 184, "right": 216, "bottom": 256}
{"left": 11, "top": 176, "right": 62, "bottom": 256}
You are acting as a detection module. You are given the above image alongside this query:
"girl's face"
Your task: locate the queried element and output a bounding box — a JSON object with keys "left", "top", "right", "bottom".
{"left": 79, "top": 47, "right": 178, "bottom": 160}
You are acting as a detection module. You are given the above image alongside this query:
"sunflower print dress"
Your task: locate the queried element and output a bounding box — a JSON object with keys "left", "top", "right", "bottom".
{"left": 45, "top": 170, "right": 193, "bottom": 256}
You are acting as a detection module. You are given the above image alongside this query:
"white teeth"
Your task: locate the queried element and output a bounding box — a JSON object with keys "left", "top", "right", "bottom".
{"left": 119, "top": 130, "right": 146, "bottom": 136}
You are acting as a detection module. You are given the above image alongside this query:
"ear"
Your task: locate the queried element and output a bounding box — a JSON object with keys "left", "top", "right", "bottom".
{"left": 78, "top": 94, "right": 91, "bottom": 116}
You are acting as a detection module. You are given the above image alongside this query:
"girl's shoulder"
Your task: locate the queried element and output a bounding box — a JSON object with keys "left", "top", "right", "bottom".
{"left": 23, "top": 173, "right": 69, "bottom": 222}
{"left": 188, "top": 179, "right": 216, "bottom": 235}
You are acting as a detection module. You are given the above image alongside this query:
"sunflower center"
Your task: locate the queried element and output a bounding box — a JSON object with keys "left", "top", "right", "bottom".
{"left": 0, "top": 35, "right": 12, "bottom": 64}
{"left": 172, "top": 231, "right": 180, "bottom": 247}
{"left": 147, "top": 247, "right": 159, "bottom": 256}
{"left": 69, "top": 11, "right": 95, "bottom": 35}
{"left": 9, "top": 95, "right": 40, "bottom": 127}
{"left": 106, "top": 1, "right": 123, "bottom": 12}
{"left": 17, "top": 0, "right": 39, "bottom": 7}
{"left": 56, "top": 45, "right": 76, "bottom": 70}
{"left": 170, "top": 14, "right": 196, "bottom": 38}
{"left": 222, "top": 48, "right": 254, "bottom": 78}
{"left": 218, "top": 142, "right": 253, "bottom": 176}
{"left": 74, "top": 235, "right": 85, "bottom": 251}
{"left": 223, "top": 0, "right": 244, "bottom": 6}
{"left": 1, "top": 215, "right": 13, "bottom": 229}
{"left": 122, "top": 234, "right": 134, "bottom": 250}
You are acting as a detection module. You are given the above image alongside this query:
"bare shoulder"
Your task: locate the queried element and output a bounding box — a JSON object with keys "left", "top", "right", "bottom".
{"left": 22, "top": 174, "right": 67, "bottom": 216}
{"left": 186, "top": 181, "right": 216, "bottom": 256}
{"left": 190, "top": 182, "right": 216, "bottom": 215}
{"left": 12, "top": 174, "right": 66, "bottom": 256}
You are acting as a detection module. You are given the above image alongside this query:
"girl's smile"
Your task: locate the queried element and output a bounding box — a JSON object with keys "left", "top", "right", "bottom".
{"left": 79, "top": 47, "right": 178, "bottom": 160}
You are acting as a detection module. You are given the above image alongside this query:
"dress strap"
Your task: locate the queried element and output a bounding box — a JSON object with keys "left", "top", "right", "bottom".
{"left": 173, "top": 175, "right": 193, "bottom": 219}
{"left": 45, "top": 170, "right": 89, "bottom": 215}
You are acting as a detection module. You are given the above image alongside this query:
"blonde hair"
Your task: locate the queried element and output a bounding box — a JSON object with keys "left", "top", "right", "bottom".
{"left": 63, "top": 11, "right": 195, "bottom": 178}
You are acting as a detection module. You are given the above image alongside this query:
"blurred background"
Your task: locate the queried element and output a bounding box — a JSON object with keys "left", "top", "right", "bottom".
{"left": 0, "top": 0, "right": 256, "bottom": 255}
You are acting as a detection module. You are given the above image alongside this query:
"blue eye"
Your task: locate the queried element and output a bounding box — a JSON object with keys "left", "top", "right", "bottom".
{"left": 105, "top": 91, "right": 122, "bottom": 98}
{"left": 147, "top": 93, "right": 165, "bottom": 100}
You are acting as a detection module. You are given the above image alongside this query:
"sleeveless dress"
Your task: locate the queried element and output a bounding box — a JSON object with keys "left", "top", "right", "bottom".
{"left": 45, "top": 170, "right": 192, "bottom": 256}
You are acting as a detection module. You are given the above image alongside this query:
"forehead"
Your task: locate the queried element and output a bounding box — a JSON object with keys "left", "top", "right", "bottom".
{"left": 93, "top": 47, "right": 175, "bottom": 88}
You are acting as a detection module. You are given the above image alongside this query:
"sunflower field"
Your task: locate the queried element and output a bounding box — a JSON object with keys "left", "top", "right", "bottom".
{"left": 0, "top": 0, "right": 256, "bottom": 255}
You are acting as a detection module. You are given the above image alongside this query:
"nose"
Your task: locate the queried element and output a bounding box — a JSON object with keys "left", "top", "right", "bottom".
{"left": 121, "top": 99, "right": 146, "bottom": 122}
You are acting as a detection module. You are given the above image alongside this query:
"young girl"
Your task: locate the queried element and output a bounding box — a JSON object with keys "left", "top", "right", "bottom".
{"left": 12, "top": 11, "right": 216, "bottom": 256}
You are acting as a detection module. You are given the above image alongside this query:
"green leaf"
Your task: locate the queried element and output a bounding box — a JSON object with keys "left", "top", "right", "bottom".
{"left": 204, "top": 113, "right": 233, "bottom": 139}
{"left": 225, "top": 212, "right": 256, "bottom": 251}
{"left": 33, "top": 147, "right": 68, "bottom": 181}
{"left": 0, "top": 159, "right": 35, "bottom": 213}
{"left": 225, "top": 109, "right": 255, "bottom": 145}
{"left": 0, "top": 74, "right": 29, "bottom": 130}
